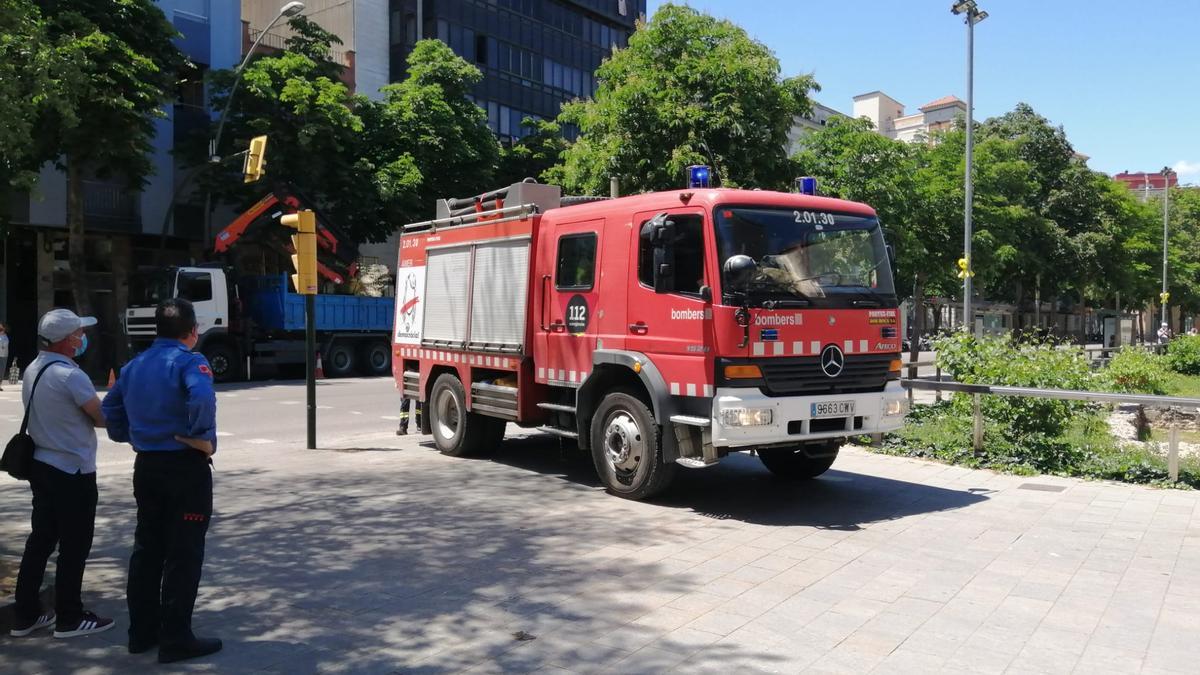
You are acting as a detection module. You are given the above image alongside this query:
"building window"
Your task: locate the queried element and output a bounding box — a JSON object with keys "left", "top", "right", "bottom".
{"left": 637, "top": 214, "right": 705, "bottom": 295}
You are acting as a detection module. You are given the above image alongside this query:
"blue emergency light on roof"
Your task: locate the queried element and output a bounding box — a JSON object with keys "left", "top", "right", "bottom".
{"left": 796, "top": 176, "right": 818, "bottom": 195}
{"left": 687, "top": 165, "right": 711, "bottom": 189}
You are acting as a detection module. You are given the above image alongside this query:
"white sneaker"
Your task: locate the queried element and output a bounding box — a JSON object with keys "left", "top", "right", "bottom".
{"left": 53, "top": 611, "right": 115, "bottom": 638}
{"left": 10, "top": 612, "right": 55, "bottom": 637}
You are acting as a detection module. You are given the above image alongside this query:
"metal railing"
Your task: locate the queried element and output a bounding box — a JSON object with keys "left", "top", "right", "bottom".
{"left": 901, "top": 377, "right": 1200, "bottom": 482}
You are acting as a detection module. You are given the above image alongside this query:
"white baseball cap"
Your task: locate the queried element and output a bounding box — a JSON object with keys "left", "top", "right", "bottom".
{"left": 38, "top": 308, "right": 98, "bottom": 343}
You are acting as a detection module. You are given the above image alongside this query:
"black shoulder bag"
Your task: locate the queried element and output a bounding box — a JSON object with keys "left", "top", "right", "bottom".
{"left": 1, "top": 362, "right": 62, "bottom": 480}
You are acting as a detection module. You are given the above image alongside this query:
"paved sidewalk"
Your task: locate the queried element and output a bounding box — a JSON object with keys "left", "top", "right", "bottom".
{"left": 2, "top": 427, "right": 1199, "bottom": 674}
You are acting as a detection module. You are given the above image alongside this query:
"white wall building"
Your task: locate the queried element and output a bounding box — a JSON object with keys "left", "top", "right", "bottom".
{"left": 787, "top": 101, "right": 848, "bottom": 155}
{"left": 853, "top": 91, "right": 966, "bottom": 143}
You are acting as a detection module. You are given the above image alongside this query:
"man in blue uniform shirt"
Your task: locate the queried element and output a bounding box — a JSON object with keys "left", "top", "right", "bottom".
{"left": 103, "top": 298, "right": 221, "bottom": 663}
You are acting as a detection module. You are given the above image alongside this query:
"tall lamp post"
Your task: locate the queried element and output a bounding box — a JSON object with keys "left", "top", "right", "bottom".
{"left": 951, "top": 0, "right": 987, "bottom": 331}
{"left": 1161, "top": 167, "right": 1174, "bottom": 328}
{"left": 202, "top": 1, "right": 305, "bottom": 245}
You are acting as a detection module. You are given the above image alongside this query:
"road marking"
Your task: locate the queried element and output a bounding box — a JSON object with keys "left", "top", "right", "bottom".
{"left": 350, "top": 411, "right": 363, "bottom": 415}
{"left": 317, "top": 405, "right": 334, "bottom": 410}
{"left": 380, "top": 415, "right": 401, "bottom": 421}
{"left": 217, "top": 432, "right": 234, "bottom": 437}
{"left": 279, "top": 401, "right": 301, "bottom": 405}
{"left": 245, "top": 438, "right": 277, "bottom": 445}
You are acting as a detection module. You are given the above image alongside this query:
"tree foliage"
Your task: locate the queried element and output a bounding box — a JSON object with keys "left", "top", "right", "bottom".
{"left": 495, "top": 117, "right": 569, "bottom": 187}
{"left": 210, "top": 35, "right": 496, "bottom": 242}
{"left": 35, "top": 0, "right": 183, "bottom": 317}
{"left": 550, "top": 3, "right": 816, "bottom": 194}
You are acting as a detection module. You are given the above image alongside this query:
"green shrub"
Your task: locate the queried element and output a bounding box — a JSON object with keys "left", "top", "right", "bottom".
{"left": 1101, "top": 347, "right": 1171, "bottom": 395}
{"left": 1166, "top": 335, "right": 1200, "bottom": 375}
{"left": 934, "top": 332, "right": 1092, "bottom": 438}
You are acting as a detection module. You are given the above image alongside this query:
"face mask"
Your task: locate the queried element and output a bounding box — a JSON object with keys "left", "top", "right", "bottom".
{"left": 73, "top": 334, "right": 88, "bottom": 357}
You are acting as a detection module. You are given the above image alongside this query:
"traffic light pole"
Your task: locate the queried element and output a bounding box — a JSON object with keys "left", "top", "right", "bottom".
{"left": 306, "top": 293, "right": 316, "bottom": 449}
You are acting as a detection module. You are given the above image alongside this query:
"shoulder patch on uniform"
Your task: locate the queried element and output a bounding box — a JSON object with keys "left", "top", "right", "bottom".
{"left": 198, "top": 364, "right": 213, "bottom": 377}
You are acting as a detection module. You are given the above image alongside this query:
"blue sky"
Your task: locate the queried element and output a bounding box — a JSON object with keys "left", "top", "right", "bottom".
{"left": 645, "top": 1, "right": 1200, "bottom": 183}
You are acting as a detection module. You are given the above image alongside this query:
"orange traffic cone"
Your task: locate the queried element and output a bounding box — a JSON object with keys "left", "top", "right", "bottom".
{"left": 315, "top": 351, "right": 325, "bottom": 379}
{"left": 107, "top": 369, "right": 116, "bottom": 388}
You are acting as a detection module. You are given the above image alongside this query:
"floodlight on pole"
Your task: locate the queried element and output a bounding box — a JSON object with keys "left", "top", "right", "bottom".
{"left": 951, "top": 0, "right": 986, "bottom": 332}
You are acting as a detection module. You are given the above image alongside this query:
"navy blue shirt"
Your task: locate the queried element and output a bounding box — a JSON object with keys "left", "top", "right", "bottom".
{"left": 103, "top": 339, "right": 218, "bottom": 453}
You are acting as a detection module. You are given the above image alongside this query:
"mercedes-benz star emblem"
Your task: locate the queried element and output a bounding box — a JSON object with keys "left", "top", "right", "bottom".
{"left": 820, "top": 344, "right": 845, "bottom": 378}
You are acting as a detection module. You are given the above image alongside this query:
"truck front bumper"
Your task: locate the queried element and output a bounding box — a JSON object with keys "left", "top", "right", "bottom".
{"left": 710, "top": 383, "right": 908, "bottom": 449}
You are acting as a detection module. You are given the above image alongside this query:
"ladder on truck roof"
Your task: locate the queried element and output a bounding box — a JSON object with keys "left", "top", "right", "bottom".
{"left": 401, "top": 180, "right": 607, "bottom": 234}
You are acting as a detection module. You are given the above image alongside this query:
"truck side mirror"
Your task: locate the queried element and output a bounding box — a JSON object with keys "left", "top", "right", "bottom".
{"left": 723, "top": 255, "right": 757, "bottom": 294}
{"left": 642, "top": 213, "right": 675, "bottom": 294}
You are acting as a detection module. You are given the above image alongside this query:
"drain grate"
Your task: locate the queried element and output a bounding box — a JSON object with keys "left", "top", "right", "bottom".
{"left": 1018, "top": 483, "right": 1067, "bottom": 492}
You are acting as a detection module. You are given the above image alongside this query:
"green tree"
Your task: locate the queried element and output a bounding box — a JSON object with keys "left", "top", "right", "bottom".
{"left": 550, "top": 3, "right": 816, "bottom": 194}
{"left": 205, "top": 16, "right": 410, "bottom": 243}
{"left": 368, "top": 39, "right": 499, "bottom": 218}
{"left": 495, "top": 117, "right": 569, "bottom": 188}
{"left": 36, "top": 0, "right": 184, "bottom": 317}
{"left": 211, "top": 36, "right": 496, "bottom": 242}
{"left": 0, "top": 0, "right": 77, "bottom": 206}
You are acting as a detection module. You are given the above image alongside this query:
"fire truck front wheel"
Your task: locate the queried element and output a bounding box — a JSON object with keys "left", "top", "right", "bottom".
{"left": 429, "top": 373, "right": 504, "bottom": 457}
{"left": 757, "top": 442, "right": 840, "bottom": 480}
{"left": 590, "top": 389, "right": 678, "bottom": 501}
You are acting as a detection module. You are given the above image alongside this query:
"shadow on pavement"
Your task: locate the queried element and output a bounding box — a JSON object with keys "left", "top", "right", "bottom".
{"left": 0, "top": 451, "right": 794, "bottom": 673}
{"left": 485, "top": 433, "right": 988, "bottom": 529}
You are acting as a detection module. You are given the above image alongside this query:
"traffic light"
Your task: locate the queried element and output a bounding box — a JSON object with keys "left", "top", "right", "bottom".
{"left": 281, "top": 210, "right": 318, "bottom": 294}
{"left": 243, "top": 135, "right": 268, "bottom": 183}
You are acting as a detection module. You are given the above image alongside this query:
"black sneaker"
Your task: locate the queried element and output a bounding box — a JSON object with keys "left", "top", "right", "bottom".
{"left": 53, "top": 611, "right": 115, "bottom": 638}
{"left": 158, "top": 636, "right": 223, "bottom": 663}
{"left": 10, "top": 612, "right": 55, "bottom": 637}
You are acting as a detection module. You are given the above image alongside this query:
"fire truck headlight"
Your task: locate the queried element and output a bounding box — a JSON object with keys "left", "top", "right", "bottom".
{"left": 885, "top": 399, "right": 909, "bottom": 417}
{"left": 720, "top": 407, "right": 773, "bottom": 427}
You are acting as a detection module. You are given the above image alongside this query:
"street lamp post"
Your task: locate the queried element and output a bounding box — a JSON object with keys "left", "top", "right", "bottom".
{"left": 951, "top": 1, "right": 987, "bottom": 332}
{"left": 201, "top": 1, "right": 305, "bottom": 246}
{"left": 1161, "top": 167, "right": 1173, "bottom": 328}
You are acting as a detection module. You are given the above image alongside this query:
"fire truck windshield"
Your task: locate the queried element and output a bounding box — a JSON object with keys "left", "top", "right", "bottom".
{"left": 715, "top": 207, "right": 896, "bottom": 308}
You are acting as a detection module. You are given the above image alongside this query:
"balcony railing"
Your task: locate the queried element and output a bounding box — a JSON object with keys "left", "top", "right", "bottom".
{"left": 83, "top": 180, "right": 140, "bottom": 231}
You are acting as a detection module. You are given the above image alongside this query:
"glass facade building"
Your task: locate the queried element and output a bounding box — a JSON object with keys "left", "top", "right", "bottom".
{"left": 388, "top": 0, "right": 645, "bottom": 141}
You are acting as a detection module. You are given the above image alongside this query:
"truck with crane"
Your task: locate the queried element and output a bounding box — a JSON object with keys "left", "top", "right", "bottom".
{"left": 124, "top": 188, "right": 394, "bottom": 381}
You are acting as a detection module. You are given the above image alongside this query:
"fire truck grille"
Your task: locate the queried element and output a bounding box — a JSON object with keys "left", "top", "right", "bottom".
{"left": 758, "top": 354, "right": 892, "bottom": 396}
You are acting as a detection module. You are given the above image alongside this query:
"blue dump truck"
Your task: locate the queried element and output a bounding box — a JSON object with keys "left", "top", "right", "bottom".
{"left": 125, "top": 267, "right": 394, "bottom": 382}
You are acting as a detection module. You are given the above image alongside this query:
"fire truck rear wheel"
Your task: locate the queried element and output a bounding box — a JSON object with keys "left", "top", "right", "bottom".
{"left": 429, "top": 373, "right": 503, "bottom": 457}
{"left": 590, "top": 389, "right": 677, "bottom": 501}
{"left": 757, "top": 443, "right": 840, "bottom": 480}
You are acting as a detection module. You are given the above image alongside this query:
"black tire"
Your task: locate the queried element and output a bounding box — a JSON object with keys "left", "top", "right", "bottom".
{"left": 324, "top": 342, "right": 355, "bottom": 378}
{"left": 758, "top": 442, "right": 840, "bottom": 480}
{"left": 429, "top": 373, "right": 505, "bottom": 457}
{"left": 358, "top": 340, "right": 392, "bottom": 376}
{"left": 201, "top": 342, "right": 238, "bottom": 383}
{"left": 589, "top": 389, "right": 677, "bottom": 500}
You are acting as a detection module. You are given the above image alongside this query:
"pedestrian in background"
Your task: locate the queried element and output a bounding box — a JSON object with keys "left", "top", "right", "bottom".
{"left": 11, "top": 309, "right": 113, "bottom": 639}
{"left": 0, "top": 322, "right": 9, "bottom": 391}
{"left": 1158, "top": 322, "right": 1172, "bottom": 344}
{"left": 102, "top": 298, "right": 221, "bottom": 664}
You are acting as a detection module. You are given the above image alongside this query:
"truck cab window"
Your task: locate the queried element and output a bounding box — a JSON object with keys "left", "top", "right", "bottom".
{"left": 555, "top": 233, "right": 597, "bottom": 290}
{"left": 638, "top": 214, "right": 705, "bottom": 295}
{"left": 177, "top": 271, "right": 213, "bottom": 302}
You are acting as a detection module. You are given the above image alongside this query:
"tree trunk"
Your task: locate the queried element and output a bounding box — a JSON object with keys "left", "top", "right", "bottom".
{"left": 66, "top": 159, "right": 93, "bottom": 319}
{"left": 1013, "top": 280, "right": 1025, "bottom": 332}
{"left": 908, "top": 274, "right": 926, "bottom": 373}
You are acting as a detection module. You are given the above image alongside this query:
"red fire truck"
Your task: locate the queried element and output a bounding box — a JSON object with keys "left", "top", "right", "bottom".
{"left": 392, "top": 177, "right": 909, "bottom": 500}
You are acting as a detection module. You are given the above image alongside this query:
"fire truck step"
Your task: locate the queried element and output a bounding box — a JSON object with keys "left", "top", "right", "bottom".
{"left": 537, "top": 403, "right": 577, "bottom": 414}
{"left": 670, "top": 415, "right": 712, "bottom": 427}
{"left": 675, "top": 457, "right": 718, "bottom": 469}
{"left": 538, "top": 425, "right": 579, "bottom": 440}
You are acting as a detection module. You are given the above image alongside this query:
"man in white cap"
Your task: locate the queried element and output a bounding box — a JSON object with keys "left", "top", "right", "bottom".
{"left": 10, "top": 308, "right": 113, "bottom": 639}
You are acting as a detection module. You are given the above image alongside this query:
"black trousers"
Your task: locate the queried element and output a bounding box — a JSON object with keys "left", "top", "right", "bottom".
{"left": 127, "top": 450, "right": 212, "bottom": 645}
{"left": 15, "top": 460, "right": 98, "bottom": 625}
